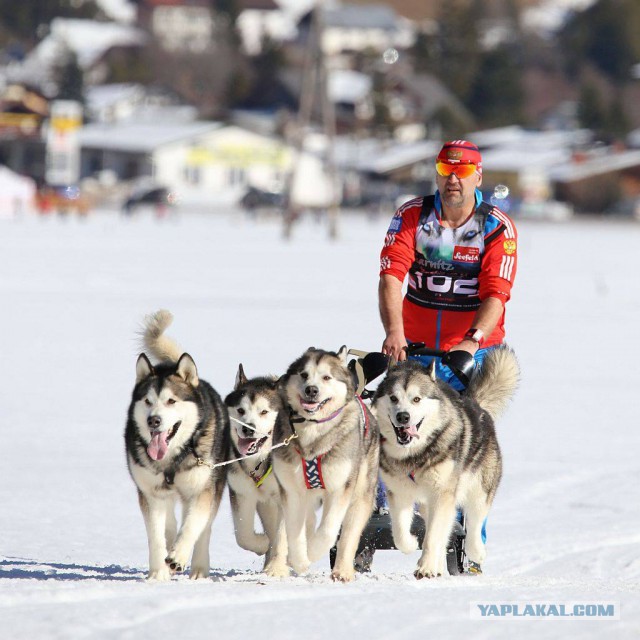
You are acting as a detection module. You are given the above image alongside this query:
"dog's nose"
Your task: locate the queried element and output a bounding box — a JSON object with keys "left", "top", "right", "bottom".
{"left": 147, "top": 415, "right": 162, "bottom": 429}
{"left": 396, "top": 411, "right": 410, "bottom": 426}
{"left": 305, "top": 385, "right": 319, "bottom": 399}
{"left": 241, "top": 425, "right": 254, "bottom": 437}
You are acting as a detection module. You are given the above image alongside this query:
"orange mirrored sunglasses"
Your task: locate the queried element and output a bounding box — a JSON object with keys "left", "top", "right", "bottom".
{"left": 436, "top": 161, "right": 478, "bottom": 179}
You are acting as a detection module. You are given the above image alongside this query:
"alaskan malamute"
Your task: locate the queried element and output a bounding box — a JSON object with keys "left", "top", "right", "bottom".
{"left": 372, "top": 346, "right": 519, "bottom": 578}
{"left": 224, "top": 365, "right": 289, "bottom": 577}
{"left": 125, "top": 310, "right": 228, "bottom": 580}
{"left": 272, "top": 347, "right": 379, "bottom": 582}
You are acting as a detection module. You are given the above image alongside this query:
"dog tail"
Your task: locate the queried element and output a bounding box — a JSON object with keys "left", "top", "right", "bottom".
{"left": 140, "top": 309, "right": 183, "bottom": 364}
{"left": 466, "top": 345, "right": 520, "bottom": 421}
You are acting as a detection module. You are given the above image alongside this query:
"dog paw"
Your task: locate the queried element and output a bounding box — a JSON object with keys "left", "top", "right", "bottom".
{"left": 147, "top": 566, "right": 172, "bottom": 582}
{"left": 252, "top": 534, "right": 270, "bottom": 556}
{"left": 414, "top": 561, "right": 442, "bottom": 580}
{"left": 394, "top": 533, "right": 419, "bottom": 555}
{"left": 263, "top": 562, "right": 290, "bottom": 578}
{"left": 288, "top": 554, "right": 310, "bottom": 575}
{"left": 331, "top": 566, "right": 355, "bottom": 583}
{"left": 165, "top": 555, "right": 186, "bottom": 573}
{"left": 189, "top": 565, "right": 210, "bottom": 580}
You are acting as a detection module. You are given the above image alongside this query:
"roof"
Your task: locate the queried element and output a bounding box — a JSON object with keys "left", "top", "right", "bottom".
{"left": 325, "top": 5, "right": 399, "bottom": 30}
{"left": 238, "top": 0, "right": 279, "bottom": 9}
{"left": 333, "top": 137, "right": 440, "bottom": 174}
{"left": 328, "top": 70, "right": 371, "bottom": 104}
{"left": 549, "top": 150, "right": 640, "bottom": 183}
{"left": 79, "top": 121, "right": 222, "bottom": 153}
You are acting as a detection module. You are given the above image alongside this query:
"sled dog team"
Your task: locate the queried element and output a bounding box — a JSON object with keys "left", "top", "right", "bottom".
{"left": 125, "top": 310, "right": 519, "bottom": 582}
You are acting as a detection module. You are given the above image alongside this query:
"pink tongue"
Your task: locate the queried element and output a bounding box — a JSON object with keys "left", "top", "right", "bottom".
{"left": 238, "top": 437, "right": 256, "bottom": 456}
{"left": 148, "top": 432, "right": 169, "bottom": 460}
{"left": 405, "top": 424, "right": 421, "bottom": 439}
{"left": 301, "top": 401, "right": 319, "bottom": 411}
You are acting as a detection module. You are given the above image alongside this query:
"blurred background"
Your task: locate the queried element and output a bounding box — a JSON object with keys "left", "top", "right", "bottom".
{"left": 1, "top": 0, "right": 640, "bottom": 230}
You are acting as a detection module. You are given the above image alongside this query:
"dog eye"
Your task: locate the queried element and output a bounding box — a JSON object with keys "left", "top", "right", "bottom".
{"left": 322, "top": 375, "right": 331, "bottom": 381}
{"left": 300, "top": 371, "right": 308, "bottom": 380}
{"left": 260, "top": 410, "right": 268, "bottom": 416}
{"left": 390, "top": 395, "right": 398, "bottom": 403}
{"left": 167, "top": 398, "right": 176, "bottom": 405}
{"left": 238, "top": 408, "right": 245, "bottom": 416}
{"left": 144, "top": 398, "right": 152, "bottom": 406}
{"left": 412, "top": 397, "right": 421, "bottom": 404}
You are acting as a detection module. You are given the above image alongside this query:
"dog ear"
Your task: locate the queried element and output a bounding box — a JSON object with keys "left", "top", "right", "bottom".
{"left": 176, "top": 353, "right": 199, "bottom": 387}
{"left": 235, "top": 363, "right": 248, "bottom": 389}
{"left": 136, "top": 353, "right": 154, "bottom": 382}
{"left": 427, "top": 359, "right": 437, "bottom": 382}
{"left": 337, "top": 345, "right": 348, "bottom": 364}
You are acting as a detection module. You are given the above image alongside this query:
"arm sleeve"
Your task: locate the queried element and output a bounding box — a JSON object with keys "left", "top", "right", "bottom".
{"left": 379, "top": 200, "right": 421, "bottom": 282}
{"left": 478, "top": 219, "right": 518, "bottom": 304}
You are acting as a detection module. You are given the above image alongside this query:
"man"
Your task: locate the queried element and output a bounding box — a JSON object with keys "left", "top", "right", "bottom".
{"left": 373, "top": 140, "right": 518, "bottom": 571}
{"left": 379, "top": 140, "right": 517, "bottom": 388}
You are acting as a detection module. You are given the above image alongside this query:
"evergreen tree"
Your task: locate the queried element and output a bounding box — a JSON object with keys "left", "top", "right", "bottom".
{"left": 54, "top": 47, "right": 84, "bottom": 104}
{"left": 467, "top": 44, "right": 524, "bottom": 127}
{"left": 559, "top": 0, "right": 640, "bottom": 84}
{"left": 0, "top": 0, "right": 101, "bottom": 43}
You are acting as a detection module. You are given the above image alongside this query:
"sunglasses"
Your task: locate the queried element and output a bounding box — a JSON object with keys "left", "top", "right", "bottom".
{"left": 436, "top": 161, "right": 478, "bottom": 179}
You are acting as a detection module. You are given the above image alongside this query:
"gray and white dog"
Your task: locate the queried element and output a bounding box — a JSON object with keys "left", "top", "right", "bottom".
{"left": 125, "top": 310, "right": 228, "bottom": 580}
{"left": 372, "top": 346, "right": 519, "bottom": 579}
{"left": 272, "top": 347, "right": 379, "bottom": 582}
{"left": 224, "top": 365, "right": 289, "bottom": 577}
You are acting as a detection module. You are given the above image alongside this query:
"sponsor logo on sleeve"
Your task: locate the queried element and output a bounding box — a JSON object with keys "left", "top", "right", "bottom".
{"left": 503, "top": 239, "right": 517, "bottom": 255}
{"left": 453, "top": 245, "right": 480, "bottom": 263}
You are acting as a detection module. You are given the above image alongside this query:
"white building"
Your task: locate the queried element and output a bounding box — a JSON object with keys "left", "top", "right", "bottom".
{"left": 79, "top": 121, "right": 294, "bottom": 206}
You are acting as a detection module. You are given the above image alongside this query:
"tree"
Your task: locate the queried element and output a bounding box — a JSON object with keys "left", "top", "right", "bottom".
{"left": 559, "top": 0, "right": 640, "bottom": 84}
{"left": 467, "top": 44, "right": 524, "bottom": 127}
{"left": 54, "top": 46, "right": 84, "bottom": 104}
{"left": 0, "top": 0, "right": 101, "bottom": 43}
{"left": 430, "top": 0, "right": 483, "bottom": 105}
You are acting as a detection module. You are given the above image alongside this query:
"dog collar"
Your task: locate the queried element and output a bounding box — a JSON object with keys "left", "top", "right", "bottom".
{"left": 251, "top": 462, "right": 273, "bottom": 488}
{"left": 289, "top": 403, "right": 346, "bottom": 425}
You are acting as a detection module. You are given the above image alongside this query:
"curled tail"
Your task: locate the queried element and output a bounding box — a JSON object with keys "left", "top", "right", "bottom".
{"left": 466, "top": 345, "right": 520, "bottom": 421}
{"left": 140, "top": 309, "right": 183, "bottom": 364}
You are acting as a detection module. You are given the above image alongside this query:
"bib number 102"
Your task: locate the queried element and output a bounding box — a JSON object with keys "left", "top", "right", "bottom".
{"left": 415, "top": 273, "right": 478, "bottom": 295}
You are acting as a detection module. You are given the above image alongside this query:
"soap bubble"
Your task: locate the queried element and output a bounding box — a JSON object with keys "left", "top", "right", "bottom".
{"left": 383, "top": 48, "right": 399, "bottom": 64}
{"left": 493, "top": 184, "right": 509, "bottom": 200}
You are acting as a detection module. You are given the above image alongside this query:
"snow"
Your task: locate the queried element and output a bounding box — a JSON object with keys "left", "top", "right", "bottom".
{"left": 1, "top": 210, "right": 639, "bottom": 639}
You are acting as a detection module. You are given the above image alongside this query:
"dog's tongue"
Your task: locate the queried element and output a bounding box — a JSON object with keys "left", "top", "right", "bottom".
{"left": 301, "top": 401, "right": 319, "bottom": 412}
{"left": 237, "top": 437, "right": 256, "bottom": 456}
{"left": 148, "top": 432, "right": 169, "bottom": 460}
{"left": 405, "top": 424, "right": 421, "bottom": 439}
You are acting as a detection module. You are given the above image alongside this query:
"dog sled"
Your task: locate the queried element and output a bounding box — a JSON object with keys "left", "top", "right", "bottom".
{"left": 330, "top": 344, "right": 478, "bottom": 576}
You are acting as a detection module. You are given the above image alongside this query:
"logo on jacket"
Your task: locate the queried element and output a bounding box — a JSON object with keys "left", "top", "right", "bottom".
{"left": 503, "top": 239, "right": 517, "bottom": 255}
{"left": 453, "top": 245, "right": 480, "bottom": 263}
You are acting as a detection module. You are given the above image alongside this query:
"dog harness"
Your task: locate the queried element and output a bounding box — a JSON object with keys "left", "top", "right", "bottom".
{"left": 250, "top": 459, "right": 273, "bottom": 488}
{"left": 295, "top": 397, "right": 370, "bottom": 490}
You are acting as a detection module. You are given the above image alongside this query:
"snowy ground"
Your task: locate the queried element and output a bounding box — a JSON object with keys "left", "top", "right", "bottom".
{"left": 1, "top": 209, "right": 638, "bottom": 639}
